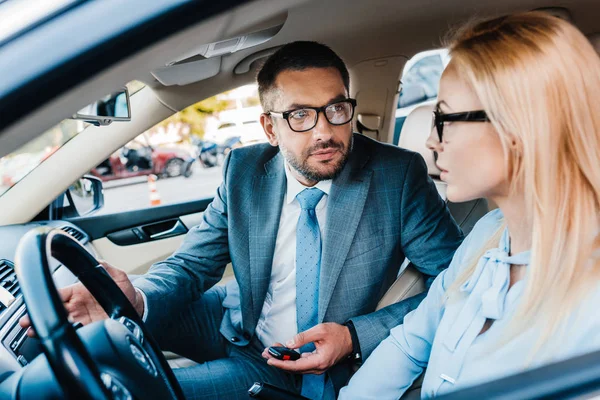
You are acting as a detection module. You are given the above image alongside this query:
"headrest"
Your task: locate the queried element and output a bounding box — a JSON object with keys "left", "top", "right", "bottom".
{"left": 398, "top": 103, "right": 440, "bottom": 176}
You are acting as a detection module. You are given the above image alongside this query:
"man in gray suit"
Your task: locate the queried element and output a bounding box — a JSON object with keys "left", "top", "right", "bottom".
{"left": 22, "top": 42, "right": 463, "bottom": 399}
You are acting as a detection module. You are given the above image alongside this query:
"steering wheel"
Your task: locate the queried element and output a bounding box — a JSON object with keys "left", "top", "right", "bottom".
{"left": 14, "top": 227, "right": 185, "bottom": 399}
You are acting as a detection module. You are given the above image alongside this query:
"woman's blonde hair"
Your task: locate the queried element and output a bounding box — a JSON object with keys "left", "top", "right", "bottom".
{"left": 444, "top": 12, "right": 600, "bottom": 354}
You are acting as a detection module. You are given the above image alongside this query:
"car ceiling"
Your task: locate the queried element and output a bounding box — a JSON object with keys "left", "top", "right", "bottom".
{"left": 1, "top": 0, "right": 599, "bottom": 158}
{"left": 151, "top": 0, "right": 600, "bottom": 112}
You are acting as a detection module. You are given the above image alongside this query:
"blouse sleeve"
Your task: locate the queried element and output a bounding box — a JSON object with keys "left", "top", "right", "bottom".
{"left": 338, "top": 210, "right": 502, "bottom": 400}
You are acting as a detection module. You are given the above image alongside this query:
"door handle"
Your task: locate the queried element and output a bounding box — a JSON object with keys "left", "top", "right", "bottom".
{"left": 149, "top": 220, "right": 187, "bottom": 240}
{"left": 107, "top": 219, "right": 188, "bottom": 246}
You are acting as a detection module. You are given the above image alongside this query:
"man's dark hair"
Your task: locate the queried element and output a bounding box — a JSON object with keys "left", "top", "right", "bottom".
{"left": 257, "top": 41, "right": 350, "bottom": 112}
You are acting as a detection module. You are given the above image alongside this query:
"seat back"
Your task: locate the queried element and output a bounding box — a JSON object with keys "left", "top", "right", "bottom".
{"left": 376, "top": 264, "right": 425, "bottom": 310}
{"left": 398, "top": 103, "right": 491, "bottom": 234}
{"left": 376, "top": 102, "right": 494, "bottom": 398}
{"left": 397, "top": 102, "right": 440, "bottom": 177}
{"left": 376, "top": 103, "right": 491, "bottom": 310}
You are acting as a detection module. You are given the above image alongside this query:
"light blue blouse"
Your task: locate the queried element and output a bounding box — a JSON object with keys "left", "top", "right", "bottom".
{"left": 339, "top": 209, "right": 600, "bottom": 399}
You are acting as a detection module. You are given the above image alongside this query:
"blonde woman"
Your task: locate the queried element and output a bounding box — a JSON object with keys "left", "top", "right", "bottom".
{"left": 339, "top": 12, "right": 600, "bottom": 399}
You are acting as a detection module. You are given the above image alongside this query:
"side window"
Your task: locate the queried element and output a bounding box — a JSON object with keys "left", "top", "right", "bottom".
{"left": 90, "top": 84, "right": 264, "bottom": 215}
{"left": 394, "top": 50, "right": 448, "bottom": 144}
{"left": 400, "top": 54, "right": 444, "bottom": 105}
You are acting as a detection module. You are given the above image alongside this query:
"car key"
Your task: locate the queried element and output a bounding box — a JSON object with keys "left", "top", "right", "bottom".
{"left": 268, "top": 346, "right": 301, "bottom": 361}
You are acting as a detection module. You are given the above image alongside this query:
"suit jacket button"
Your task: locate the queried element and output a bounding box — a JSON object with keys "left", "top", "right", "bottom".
{"left": 231, "top": 336, "right": 239, "bottom": 343}
{"left": 243, "top": 332, "right": 251, "bottom": 340}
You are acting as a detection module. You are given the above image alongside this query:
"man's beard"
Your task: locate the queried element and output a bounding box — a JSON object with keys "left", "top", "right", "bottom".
{"left": 280, "top": 136, "right": 353, "bottom": 182}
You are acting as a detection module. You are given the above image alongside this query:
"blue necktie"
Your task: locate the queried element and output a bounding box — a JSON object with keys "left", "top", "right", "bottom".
{"left": 296, "top": 188, "right": 326, "bottom": 400}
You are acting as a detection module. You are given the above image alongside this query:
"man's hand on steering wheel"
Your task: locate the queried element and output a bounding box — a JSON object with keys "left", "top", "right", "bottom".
{"left": 15, "top": 228, "right": 185, "bottom": 399}
{"left": 18, "top": 261, "right": 144, "bottom": 336}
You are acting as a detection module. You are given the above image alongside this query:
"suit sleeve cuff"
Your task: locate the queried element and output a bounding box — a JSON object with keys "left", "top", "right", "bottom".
{"left": 135, "top": 288, "right": 149, "bottom": 322}
{"left": 343, "top": 320, "right": 363, "bottom": 365}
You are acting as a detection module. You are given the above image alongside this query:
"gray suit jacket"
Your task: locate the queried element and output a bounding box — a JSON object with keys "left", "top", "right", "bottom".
{"left": 134, "top": 133, "right": 463, "bottom": 392}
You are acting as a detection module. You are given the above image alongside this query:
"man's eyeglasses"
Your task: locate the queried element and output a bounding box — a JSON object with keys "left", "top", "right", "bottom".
{"left": 433, "top": 109, "right": 490, "bottom": 142}
{"left": 267, "top": 98, "right": 357, "bottom": 133}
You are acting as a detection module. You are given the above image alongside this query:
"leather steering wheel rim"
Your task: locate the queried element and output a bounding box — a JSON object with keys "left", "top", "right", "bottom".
{"left": 14, "top": 227, "right": 185, "bottom": 399}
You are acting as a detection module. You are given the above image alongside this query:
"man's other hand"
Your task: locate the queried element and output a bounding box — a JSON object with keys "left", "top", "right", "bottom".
{"left": 262, "top": 323, "right": 353, "bottom": 374}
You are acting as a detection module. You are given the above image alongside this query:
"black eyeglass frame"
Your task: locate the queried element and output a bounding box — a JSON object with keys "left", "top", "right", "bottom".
{"left": 267, "top": 98, "right": 357, "bottom": 133}
{"left": 433, "top": 110, "right": 490, "bottom": 142}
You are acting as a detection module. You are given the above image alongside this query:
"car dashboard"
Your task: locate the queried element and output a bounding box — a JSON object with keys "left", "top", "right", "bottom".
{"left": 0, "top": 221, "right": 91, "bottom": 381}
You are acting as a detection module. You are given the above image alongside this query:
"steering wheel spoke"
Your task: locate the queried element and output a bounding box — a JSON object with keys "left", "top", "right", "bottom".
{"left": 115, "top": 316, "right": 144, "bottom": 345}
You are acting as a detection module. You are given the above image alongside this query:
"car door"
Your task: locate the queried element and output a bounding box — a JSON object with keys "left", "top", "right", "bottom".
{"left": 73, "top": 197, "right": 213, "bottom": 275}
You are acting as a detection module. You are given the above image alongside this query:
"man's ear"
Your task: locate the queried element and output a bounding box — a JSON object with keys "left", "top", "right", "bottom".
{"left": 260, "top": 113, "right": 279, "bottom": 147}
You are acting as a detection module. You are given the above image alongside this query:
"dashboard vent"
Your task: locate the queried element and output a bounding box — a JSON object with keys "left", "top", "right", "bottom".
{"left": 0, "top": 260, "right": 20, "bottom": 312}
{"left": 61, "top": 226, "right": 86, "bottom": 242}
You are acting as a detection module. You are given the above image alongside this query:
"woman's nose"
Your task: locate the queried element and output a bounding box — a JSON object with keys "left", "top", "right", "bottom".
{"left": 426, "top": 126, "right": 443, "bottom": 153}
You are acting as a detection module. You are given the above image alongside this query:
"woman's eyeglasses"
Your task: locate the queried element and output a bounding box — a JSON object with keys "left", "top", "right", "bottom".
{"left": 267, "top": 98, "right": 357, "bottom": 133}
{"left": 433, "top": 109, "right": 490, "bottom": 142}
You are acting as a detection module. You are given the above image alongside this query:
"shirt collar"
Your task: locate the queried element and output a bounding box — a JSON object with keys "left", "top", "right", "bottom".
{"left": 284, "top": 161, "right": 332, "bottom": 205}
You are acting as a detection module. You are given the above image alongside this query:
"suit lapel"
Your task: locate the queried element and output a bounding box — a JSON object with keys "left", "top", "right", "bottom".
{"left": 319, "top": 147, "right": 372, "bottom": 321}
{"left": 248, "top": 151, "right": 286, "bottom": 326}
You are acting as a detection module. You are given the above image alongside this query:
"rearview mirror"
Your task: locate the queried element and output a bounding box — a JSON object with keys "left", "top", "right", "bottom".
{"left": 72, "top": 87, "right": 131, "bottom": 126}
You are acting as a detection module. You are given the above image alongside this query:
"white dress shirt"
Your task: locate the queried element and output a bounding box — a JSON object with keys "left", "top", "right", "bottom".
{"left": 138, "top": 160, "right": 332, "bottom": 349}
{"left": 254, "top": 162, "right": 331, "bottom": 347}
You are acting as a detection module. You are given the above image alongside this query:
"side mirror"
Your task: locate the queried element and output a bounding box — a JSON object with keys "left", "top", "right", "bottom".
{"left": 51, "top": 175, "right": 104, "bottom": 219}
{"left": 72, "top": 87, "right": 131, "bottom": 126}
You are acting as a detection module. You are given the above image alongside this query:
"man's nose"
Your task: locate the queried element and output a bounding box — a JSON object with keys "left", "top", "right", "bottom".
{"left": 426, "top": 125, "right": 443, "bottom": 153}
{"left": 311, "top": 110, "right": 335, "bottom": 140}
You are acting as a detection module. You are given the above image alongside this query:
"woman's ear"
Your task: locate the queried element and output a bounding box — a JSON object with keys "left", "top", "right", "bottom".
{"left": 260, "top": 113, "right": 279, "bottom": 147}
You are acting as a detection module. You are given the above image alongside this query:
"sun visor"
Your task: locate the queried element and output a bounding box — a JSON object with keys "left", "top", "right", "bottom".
{"left": 152, "top": 56, "right": 221, "bottom": 86}
{"left": 151, "top": 23, "right": 284, "bottom": 86}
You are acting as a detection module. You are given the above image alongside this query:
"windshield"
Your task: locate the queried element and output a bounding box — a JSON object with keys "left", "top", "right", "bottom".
{"left": 0, "top": 80, "right": 145, "bottom": 198}
{"left": 0, "top": 0, "right": 79, "bottom": 44}
{"left": 0, "top": 119, "right": 89, "bottom": 197}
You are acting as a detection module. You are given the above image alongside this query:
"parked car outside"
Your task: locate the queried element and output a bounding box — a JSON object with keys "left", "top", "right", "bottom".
{"left": 204, "top": 119, "right": 266, "bottom": 145}
{"left": 90, "top": 140, "right": 195, "bottom": 181}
